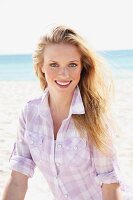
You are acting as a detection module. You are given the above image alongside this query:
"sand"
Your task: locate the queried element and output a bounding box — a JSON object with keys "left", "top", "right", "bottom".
{"left": 0, "top": 79, "right": 133, "bottom": 199}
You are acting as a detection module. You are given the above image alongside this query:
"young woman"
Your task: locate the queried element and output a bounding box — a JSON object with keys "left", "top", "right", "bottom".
{"left": 2, "top": 25, "right": 124, "bottom": 200}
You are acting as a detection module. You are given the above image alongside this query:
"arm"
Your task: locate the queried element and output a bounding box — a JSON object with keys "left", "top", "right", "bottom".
{"left": 90, "top": 116, "right": 124, "bottom": 199}
{"left": 102, "top": 183, "right": 123, "bottom": 200}
{"left": 3, "top": 103, "right": 35, "bottom": 200}
{"left": 2, "top": 170, "right": 28, "bottom": 200}
{"left": 91, "top": 143, "right": 124, "bottom": 199}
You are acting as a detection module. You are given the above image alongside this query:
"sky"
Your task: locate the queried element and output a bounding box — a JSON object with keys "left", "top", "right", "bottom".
{"left": 0, "top": 0, "right": 133, "bottom": 54}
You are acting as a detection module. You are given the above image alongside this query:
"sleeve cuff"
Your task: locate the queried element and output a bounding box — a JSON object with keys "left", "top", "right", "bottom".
{"left": 95, "top": 170, "right": 125, "bottom": 191}
{"left": 9, "top": 155, "right": 36, "bottom": 178}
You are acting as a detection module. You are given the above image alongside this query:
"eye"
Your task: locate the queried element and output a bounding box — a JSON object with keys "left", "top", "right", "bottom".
{"left": 69, "top": 63, "right": 77, "bottom": 68}
{"left": 49, "top": 63, "right": 58, "bottom": 67}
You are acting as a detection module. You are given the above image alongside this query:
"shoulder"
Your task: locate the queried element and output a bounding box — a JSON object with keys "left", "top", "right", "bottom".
{"left": 27, "top": 95, "right": 42, "bottom": 107}
{"left": 20, "top": 88, "right": 48, "bottom": 117}
{"left": 21, "top": 95, "right": 42, "bottom": 116}
{"left": 26, "top": 88, "right": 48, "bottom": 108}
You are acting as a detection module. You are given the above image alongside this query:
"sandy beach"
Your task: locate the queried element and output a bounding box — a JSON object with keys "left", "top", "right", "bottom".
{"left": 0, "top": 79, "right": 133, "bottom": 199}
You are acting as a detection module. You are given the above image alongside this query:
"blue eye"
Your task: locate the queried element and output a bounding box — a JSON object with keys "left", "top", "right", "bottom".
{"left": 50, "top": 63, "right": 58, "bottom": 67}
{"left": 69, "top": 63, "right": 77, "bottom": 67}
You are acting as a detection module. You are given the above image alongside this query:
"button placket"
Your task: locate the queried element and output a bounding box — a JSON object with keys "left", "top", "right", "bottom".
{"left": 54, "top": 141, "right": 63, "bottom": 169}
{"left": 58, "top": 178, "right": 69, "bottom": 199}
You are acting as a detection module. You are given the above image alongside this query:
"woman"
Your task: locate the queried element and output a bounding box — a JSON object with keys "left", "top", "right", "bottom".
{"left": 2, "top": 25, "right": 123, "bottom": 200}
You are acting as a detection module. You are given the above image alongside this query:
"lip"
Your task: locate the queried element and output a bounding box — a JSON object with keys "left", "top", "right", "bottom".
{"left": 55, "top": 80, "right": 72, "bottom": 88}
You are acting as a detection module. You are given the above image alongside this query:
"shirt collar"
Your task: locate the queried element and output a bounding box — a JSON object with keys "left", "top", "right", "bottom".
{"left": 70, "top": 86, "right": 85, "bottom": 115}
{"left": 39, "top": 86, "right": 85, "bottom": 118}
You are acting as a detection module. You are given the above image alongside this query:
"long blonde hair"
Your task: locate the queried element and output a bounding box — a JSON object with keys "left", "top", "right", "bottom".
{"left": 33, "top": 25, "right": 115, "bottom": 154}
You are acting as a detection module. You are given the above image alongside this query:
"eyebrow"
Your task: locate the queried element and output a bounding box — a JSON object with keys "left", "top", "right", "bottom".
{"left": 48, "top": 60, "right": 80, "bottom": 63}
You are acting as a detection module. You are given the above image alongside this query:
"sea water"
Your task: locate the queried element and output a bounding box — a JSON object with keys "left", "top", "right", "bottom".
{"left": 0, "top": 49, "right": 133, "bottom": 81}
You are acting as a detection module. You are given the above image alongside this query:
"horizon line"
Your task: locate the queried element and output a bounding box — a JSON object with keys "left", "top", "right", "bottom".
{"left": 0, "top": 48, "right": 133, "bottom": 56}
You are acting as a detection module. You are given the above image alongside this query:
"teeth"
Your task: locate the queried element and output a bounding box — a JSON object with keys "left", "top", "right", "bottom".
{"left": 56, "top": 81, "right": 71, "bottom": 86}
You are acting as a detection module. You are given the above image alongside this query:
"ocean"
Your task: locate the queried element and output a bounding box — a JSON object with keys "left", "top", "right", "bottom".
{"left": 0, "top": 49, "right": 133, "bottom": 81}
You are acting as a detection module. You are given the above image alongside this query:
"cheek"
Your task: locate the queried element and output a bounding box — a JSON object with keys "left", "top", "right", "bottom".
{"left": 44, "top": 69, "right": 55, "bottom": 81}
{"left": 72, "top": 70, "right": 81, "bottom": 81}
{"left": 42, "top": 65, "right": 57, "bottom": 85}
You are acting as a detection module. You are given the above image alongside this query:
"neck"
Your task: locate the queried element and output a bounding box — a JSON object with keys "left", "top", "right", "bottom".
{"left": 48, "top": 89, "right": 74, "bottom": 120}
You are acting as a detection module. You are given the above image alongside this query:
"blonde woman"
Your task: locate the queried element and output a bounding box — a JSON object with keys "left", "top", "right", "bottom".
{"left": 2, "top": 25, "right": 124, "bottom": 200}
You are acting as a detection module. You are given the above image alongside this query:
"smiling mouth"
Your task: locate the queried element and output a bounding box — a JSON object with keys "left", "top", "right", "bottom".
{"left": 55, "top": 80, "right": 72, "bottom": 87}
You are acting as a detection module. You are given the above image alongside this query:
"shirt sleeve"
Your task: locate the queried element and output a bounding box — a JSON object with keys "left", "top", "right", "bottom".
{"left": 9, "top": 103, "right": 36, "bottom": 178}
{"left": 92, "top": 144, "right": 122, "bottom": 186}
{"left": 91, "top": 118, "right": 124, "bottom": 189}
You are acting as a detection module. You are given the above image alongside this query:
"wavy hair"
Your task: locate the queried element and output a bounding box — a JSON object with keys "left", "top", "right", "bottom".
{"left": 33, "top": 25, "right": 115, "bottom": 154}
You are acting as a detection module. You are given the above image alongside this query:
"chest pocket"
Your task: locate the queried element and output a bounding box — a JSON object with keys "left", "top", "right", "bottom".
{"left": 25, "top": 130, "right": 45, "bottom": 163}
{"left": 63, "top": 137, "right": 90, "bottom": 167}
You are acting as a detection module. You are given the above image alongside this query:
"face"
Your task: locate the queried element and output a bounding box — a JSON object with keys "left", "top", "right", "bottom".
{"left": 41, "top": 43, "right": 82, "bottom": 96}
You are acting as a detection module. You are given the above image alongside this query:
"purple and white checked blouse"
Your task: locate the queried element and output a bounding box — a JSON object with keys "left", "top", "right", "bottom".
{"left": 9, "top": 86, "right": 122, "bottom": 200}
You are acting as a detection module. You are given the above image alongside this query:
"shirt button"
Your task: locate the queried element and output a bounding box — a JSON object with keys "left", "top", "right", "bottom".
{"left": 74, "top": 146, "right": 78, "bottom": 150}
{"left": 57, "top": 144, "right": 62, "bottom": 148}
{"left": 64, "top": 194, "right": 68, "bottom": 198}
{"left": 56, "top": 162, "right": 61, "bottom": 167}
{"left": 30, "top": 141, "right": 34, "bottom": 145}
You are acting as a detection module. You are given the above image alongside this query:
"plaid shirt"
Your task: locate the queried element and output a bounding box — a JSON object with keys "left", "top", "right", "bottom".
{"left": 9, "top": 86, "right": 122, "bottom": 200}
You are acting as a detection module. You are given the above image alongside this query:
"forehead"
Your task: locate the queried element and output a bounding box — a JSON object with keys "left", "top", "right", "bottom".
{"left": 43, "top": 43, "right": 81, "bottom": 61}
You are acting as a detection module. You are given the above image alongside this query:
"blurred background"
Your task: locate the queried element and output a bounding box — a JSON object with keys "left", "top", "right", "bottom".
{"left": 0, "top": 0, "right": 133, "bottom": 199}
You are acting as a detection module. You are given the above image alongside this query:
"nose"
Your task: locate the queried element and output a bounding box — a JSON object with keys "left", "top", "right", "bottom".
{"left": 59, "top": 67, "right": 69, "bottom": 77}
